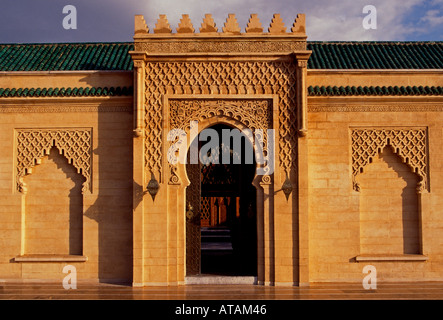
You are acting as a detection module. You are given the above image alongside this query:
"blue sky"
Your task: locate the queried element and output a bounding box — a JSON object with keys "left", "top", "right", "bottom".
{"left": 0, "top": 0, "right": 441, "bottom": 43}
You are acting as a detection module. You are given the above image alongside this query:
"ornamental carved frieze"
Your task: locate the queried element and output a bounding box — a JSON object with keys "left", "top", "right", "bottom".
{"left": 144, "top": 61, "right": 298, "bottom": 183}
{"left": 135, "top": 41, "right": 307, "bottom": 54}
{"left": 16, "top": 129, "right": 92, "bottom": 194}
{"left": 351, "top": 128, "right": 428, "bottom": 193}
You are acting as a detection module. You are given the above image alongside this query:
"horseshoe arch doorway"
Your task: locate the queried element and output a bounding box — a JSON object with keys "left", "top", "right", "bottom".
{"left": 185, "top": 123, "right": 257, "bottom": 277}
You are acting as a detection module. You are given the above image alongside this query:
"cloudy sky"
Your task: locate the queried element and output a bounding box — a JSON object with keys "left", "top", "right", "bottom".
{"left": 0, "top": 0, "right": 442, "bottom": 43}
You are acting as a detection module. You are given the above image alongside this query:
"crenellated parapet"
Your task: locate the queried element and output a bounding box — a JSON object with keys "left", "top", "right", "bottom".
{"left": 132, "top": 13, "right": 308, "bottom": 54}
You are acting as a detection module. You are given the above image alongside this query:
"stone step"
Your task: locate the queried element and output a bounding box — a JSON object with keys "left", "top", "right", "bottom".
{"left": 201, "top": 227, "right": 230, "bottom": 236}
{"left": 201, "top": 227, "right": 233, "bottom": 250}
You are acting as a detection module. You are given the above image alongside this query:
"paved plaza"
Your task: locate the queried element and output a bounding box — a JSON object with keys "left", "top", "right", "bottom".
{"left": 0, "top": 281, "right": 442, "bottom": 300}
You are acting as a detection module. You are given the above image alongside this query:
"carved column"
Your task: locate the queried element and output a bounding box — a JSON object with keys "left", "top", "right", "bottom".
{"left": 132, "top": 58, "right": 146, "bottom": 137}
{"left": 294, "top": 52, "right": 311, "bottom": 137}
{"left": 259, "top": 175, "right": 274, "bottom": 285}
{"left": 294, "top": 51, "right": 311, "bottom": 285}
{"left": 130, "top": 53, "right": 147, "bottom": 286}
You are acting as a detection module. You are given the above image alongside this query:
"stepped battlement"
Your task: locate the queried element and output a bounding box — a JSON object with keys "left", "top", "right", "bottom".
{"left": 132, "top": 14, "right": 309, "bottom": 55}
{"left": 134, "top": 13, "right": 306, "bottom": 36}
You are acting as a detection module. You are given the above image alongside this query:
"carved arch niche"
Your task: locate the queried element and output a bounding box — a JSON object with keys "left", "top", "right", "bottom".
{"left": 351, "top": 127, "right": 430, "bottom": 259}
{"left": 16, "top": 128, "right": 92, "bottom": 194}
{"left": 14, "top": 128, "right": 92, "bottom": 259}
{"left": 351, "top": 128, "right": 428, "bottom": 193}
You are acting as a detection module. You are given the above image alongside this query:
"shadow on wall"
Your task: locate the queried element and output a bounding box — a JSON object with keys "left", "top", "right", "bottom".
{"left": 384, "top": 146, "right": 420, "bottom": 255}
{"left": 359, "top": 146, "right": 420, "bottom": 255}
{"left": 24, "top": 147, "right": 85, "bottom": 256}
{"left": 79, "top": 79, "right": 134, "bottom": 284}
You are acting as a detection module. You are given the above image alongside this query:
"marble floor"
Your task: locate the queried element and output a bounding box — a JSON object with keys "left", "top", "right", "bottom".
{"left": 0, "top": 281, "right": 442, "bottom": 300}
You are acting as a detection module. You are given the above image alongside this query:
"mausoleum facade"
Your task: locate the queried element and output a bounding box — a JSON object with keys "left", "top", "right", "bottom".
{"left": 0, "top": 13, "right": 442, "bottom": 286}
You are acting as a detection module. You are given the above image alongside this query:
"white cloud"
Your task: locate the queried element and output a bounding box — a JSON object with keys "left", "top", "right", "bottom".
{"left": 136, "top": 0, "right": 433, "bottom": 40}
{"left": 304, "top": 0, "right": 426, "bottom": 40}
{"left": 420, "top": 9, "right": 443, "bottom": 27}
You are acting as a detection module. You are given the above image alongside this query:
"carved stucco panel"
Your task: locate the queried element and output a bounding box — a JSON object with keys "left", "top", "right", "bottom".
{"left": 16, "top": 128, "right": 92, "bottom": 194}
{"left": 144, "top": 61, "right": 297, "bottom": 183}
{"left": 351, "top": 128, "right": 428, "bottom": 193}
{"left": 167, "top": 99, "right": 273, "bottom": 184}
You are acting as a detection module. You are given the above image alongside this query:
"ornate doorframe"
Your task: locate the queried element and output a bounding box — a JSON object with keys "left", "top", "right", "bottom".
{"left": 130, "top": 13, "right": 311, "bottom": 286}
{"left": 166, "top": 96, "right": 277, "bottom": 281}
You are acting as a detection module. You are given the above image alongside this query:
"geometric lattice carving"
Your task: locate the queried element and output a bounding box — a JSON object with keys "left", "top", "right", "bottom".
{"left": 351, "top": 128, "right": 428, "bottom": 193}
{"left": 201, "top": 197, "right": 211, "bottom": 222}
{"left": 16, "top": 129, "right": 92, "bottom": 194}
{"left": 144, "top": 61, "right": 297, "bottom": 182}
{"left": 135, "top": 41, "right": 306, "bottom": 54}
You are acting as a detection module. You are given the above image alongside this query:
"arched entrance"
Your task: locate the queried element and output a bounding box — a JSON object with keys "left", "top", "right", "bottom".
{"left": 186, "top": 123, "right": 257, "bottom": 277}
{"left": 131, "top": 13, "right": 310, "bottom": 286}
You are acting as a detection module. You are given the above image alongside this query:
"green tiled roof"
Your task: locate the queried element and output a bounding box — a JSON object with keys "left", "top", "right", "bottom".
{"left": 0, "top": 86, "right": 133, "bottom": 97}
{"left": 307, "top": 42, "right": 442, "bottom": 69}
{"left": 0, "top": 41, "right": 441, "bottom": 71}
{"left": 308, "top": 85, "right": 443, "bottom": 96}
{"left": 0, "top": 43, "right": 134, "bottom": 71}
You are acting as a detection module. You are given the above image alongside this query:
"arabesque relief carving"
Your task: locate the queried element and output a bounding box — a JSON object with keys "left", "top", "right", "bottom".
{"left": 16, "top": 129, "right": 92, "bottom": 194}
{"left": 167, "top": 99, "right": 273, "bottom": 184}
{"left": 144, "top": 61, "right": 298, "bottom": 182}
{"left": 351, "top": 128, "right": 428, "bottom": 193}
{"left": 134, "top": 12, "right": 309, "bottom": 184}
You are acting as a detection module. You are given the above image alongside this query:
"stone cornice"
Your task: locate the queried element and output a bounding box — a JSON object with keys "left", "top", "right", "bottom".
{"left": 0, "top": 96, "right": 132, "bottom": 113}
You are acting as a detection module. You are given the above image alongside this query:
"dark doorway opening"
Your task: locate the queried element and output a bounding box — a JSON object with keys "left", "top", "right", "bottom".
{"left": 186, "top": 124, "right": 257, "bottom": 277}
